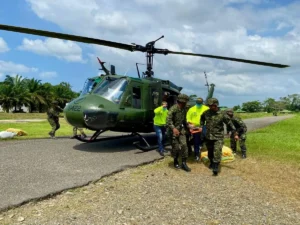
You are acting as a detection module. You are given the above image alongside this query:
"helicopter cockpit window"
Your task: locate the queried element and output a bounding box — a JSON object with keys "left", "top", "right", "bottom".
{"left": 80, "top": 78, "right": 96, "bottom": 96}
{"left": 93, "top": 78, "right": 128, "bottom": 104}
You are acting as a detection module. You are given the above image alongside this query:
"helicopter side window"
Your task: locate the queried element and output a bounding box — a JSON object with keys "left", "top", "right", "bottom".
{"left": 132, "top": 87, "right": 141, "bottom": 109}
{"left": 152, "top": 90, "right": 159, "bottom": 108}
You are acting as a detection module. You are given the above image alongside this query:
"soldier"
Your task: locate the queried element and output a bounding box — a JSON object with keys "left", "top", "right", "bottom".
{"left": 167, "top": 93, "right": 191, "bottom": 172}
{"left": 47, "top": 101, "right": 64, "bottom": 138}
{"left": 71, "top": 127, "right": 87, "bottom": 139}
{"left": 200, "top": 98, "right": 237, "bottom": 176}
{"left": 186, "top": 97, "right": 209, "bottom": 161}
{"left": 153, "top": 101, "right": 168, "bottom": 156}
{"left": 226, "top": 108, "right": 247, "bottom": 158}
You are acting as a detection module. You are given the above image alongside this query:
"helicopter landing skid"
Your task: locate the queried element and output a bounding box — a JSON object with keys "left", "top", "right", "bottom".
{"left": 74, "top": 130, "right": 136, "bottom": 143}
{"left": 133, "top": 133, "right": 171, "bottom": 152}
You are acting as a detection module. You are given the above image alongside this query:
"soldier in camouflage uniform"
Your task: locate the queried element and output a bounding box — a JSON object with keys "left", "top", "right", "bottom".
{"left": 167, "top": 94, "right": 191, "bottom": 172}
{"left": 226, "top": 108, "right": 247, "bottom": 158}
{"left": 47, "top": 101, "right": 64, "bottom": 138}
{"left": 200, "top": 98, "right": 237, "bottom": 176}
{"left": 71, "top": 127, "right": 87, "bottom": 139}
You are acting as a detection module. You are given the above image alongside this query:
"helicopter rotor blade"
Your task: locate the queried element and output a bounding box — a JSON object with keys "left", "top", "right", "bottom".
{"left": 0, "top": 24, "right": 134, "bottom": 51}
{"left": 164, "top": 50, "right": 289, "bottom": 68}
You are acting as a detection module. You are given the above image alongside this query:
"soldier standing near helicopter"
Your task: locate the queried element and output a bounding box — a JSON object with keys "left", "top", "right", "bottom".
{"left": 226, "top": 108, "right": 247, "bottom": 158}
{"left": 200, "top": 98, "right": 237, "bottom": 176}
{"left": 47, "top": 101, "right": 64, "bottom": 138}
{"left": 167, "top": 94, "right": 191, "bottom": 172}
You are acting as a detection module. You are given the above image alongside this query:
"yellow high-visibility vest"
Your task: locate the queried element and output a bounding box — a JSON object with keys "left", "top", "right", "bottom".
{"left": 186, "top": 105, "right": 209, "bottom": 127}
{"left": 153, "top": 106, "right": 168, "bottom": 126}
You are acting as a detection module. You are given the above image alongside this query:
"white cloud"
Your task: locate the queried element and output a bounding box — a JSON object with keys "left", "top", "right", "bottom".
{"left": 0, "top": 37, "right": 9, "bottom": 53}
{"left": 19, "top": 0, "right": 300, "bottom": 106}
{"left": 39, "top": 71, "right": 57, "bottom": 78}
{"left": 0, "top": 60, "right": 38, "bottom": 76}
{"left": 18, "top": 38, "right": 85, "bottom": 63}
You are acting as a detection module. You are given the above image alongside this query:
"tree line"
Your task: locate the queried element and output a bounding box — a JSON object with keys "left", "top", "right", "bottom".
{"left": 233, "top": 95, "right": 300, "bottom": 113}
{"left": 0, "top": 75, "right": 79, "bottom": 113}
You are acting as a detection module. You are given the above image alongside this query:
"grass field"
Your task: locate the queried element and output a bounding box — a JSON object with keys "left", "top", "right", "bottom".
{"left": 224, "top": 115, "right": 300, "bottom": 165}
{"left": 0, "top": 119, "right": 94, "bottom": 139}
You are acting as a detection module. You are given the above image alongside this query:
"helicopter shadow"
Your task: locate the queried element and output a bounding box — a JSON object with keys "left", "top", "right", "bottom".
{"left": 73, "top": 133, "right": 158, "bottom": 153}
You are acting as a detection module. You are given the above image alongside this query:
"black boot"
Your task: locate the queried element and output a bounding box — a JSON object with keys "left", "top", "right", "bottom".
{"left": 208, "top": 158, "right": 213, "bottom": 170}
{"left": 212, "top": 162, "right": 219, "bottom": 176}
{"left": 242, "top": 151, "right": 247, "bottom": 158}
{"left": 174, "top": 156, "right": 180, "bottom": 169}
{"left": 181, "top": 158, "right": 191, "bottom": 172}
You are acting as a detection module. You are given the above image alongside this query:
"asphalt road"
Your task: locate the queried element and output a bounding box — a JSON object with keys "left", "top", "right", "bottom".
{"left": 0, "top": 115, "right": 292, "bottom": 212}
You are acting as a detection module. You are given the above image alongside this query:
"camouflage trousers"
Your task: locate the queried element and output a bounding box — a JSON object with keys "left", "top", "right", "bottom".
{"left": 230, "top": 133, "right": 247, "bottom": 153}
{"left": 171, "top": 134, "right": 188, "bottom": 159}
{"left": 205, "top": 139, "right": 224, "bottom": 163}
{"left": 48, "top": 118, "right": 60, "bottom": 136}
{"left": 73, "top": 127, "right": 86, "bottom": 136}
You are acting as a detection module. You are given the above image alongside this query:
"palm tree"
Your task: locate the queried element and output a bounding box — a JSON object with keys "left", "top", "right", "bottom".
{"left": 24, "top": 78, "right": 46, "bottom": 112}
{"left": 3, "top": 75, "right": 30, "bottom": 112}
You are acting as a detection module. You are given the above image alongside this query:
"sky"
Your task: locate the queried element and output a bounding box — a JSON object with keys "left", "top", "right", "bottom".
{"left": 0, "top": 0, "right": 300, "bottom": 107}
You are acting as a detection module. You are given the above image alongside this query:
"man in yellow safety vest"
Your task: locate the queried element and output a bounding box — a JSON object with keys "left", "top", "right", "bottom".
{"left": 153, "top": 101, "right": 168, "bottom": 156}
{"left": 186, "top": 97, "right": 209, "bottom": 161}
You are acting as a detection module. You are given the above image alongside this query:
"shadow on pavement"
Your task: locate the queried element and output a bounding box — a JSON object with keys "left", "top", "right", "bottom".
{"left": 73, "top": 133, "right": 158, "bottom": 153}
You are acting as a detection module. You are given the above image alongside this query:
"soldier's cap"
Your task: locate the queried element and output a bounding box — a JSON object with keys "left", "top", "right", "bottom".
{"left": 177, "top": 94, "right": 189, "bottom": 103}
{"left": 196, "top": 97, "right": 203, "bottom": 104}
{"left": 207, "top": 98, "right": 219, "bottom": 106}
{"left": 226, "top": 108, "right": 234, "bottom": 114}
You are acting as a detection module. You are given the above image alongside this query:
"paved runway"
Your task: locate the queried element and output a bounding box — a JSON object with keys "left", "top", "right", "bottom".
{"left": 0, "top": 115, "right": 292, "bottom": 211}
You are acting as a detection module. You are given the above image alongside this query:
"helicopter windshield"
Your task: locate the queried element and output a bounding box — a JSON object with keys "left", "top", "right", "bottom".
{"left": 93, "top": 77, "right": 127, "bottom": 104}
{"left": 80, "top": 78, "right": 96, "bottom": 96}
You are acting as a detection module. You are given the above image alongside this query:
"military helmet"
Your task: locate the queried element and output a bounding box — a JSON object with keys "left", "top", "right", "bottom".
{"left": 207, "top": 98, "right": 219, "bottom": 106}
{"left": 177, "top": 94, "right": 189, "bottom": 103}
{"left": 226, "top": 108, "right": 234, "bottom": 115}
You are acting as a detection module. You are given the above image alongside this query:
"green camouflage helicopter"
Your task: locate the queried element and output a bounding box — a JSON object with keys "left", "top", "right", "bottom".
{"left": 0, "top": 24, "right": 289, "bottom": 151}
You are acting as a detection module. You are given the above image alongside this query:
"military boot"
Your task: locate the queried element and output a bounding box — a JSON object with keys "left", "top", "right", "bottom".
{"left": 181, "top": 158, "right": 191, "bottom": 172}
{"left": 174, "top": 155, "right": 180, "bottom": 169}
{"left": 242, "top": 151, "right": 247, "bottom": 159}
{"left": 212, "top": 162, "right": 219, "bottom": 176}
{"left": 208, "top": 158, "right": 213, "bottom": 170}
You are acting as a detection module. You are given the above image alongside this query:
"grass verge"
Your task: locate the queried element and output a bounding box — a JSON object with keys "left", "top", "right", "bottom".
{"left": 0, "top": 119, "right": 93, "bottom": 139}
{"left": 225, "top": 114, "right": 300, "bottom": 165}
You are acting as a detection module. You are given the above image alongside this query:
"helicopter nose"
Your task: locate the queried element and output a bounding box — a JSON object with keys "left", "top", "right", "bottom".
{"left": 64, "top": 95, "right": 119, "bottom": 130}
{"left": 83, "top": 108, "right": 118, "bottom": 130}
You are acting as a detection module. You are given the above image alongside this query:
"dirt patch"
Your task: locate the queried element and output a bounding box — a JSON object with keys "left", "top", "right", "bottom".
{"left": 0, "top": 154, "right": 299, "bottom": 225}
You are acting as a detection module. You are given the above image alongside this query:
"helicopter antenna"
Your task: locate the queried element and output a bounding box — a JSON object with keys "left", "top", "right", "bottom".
{"left": 136, "top": 63, "right": 145, "bottom": 78}
{"left": 204, "top": 71, "right": 209, "bottom": 93}
{"left": 97, "top": 57, "right": 110, "bottom": 75}
{"left": 124, "top": 68, "right": 130, "bottom": 76}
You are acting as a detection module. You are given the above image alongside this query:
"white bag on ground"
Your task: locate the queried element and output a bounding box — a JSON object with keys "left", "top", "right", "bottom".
{"left": 0, "top": 131, "right": 17, "bottom": 139}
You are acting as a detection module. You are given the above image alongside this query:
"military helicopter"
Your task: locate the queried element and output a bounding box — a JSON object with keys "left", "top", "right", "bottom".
{"left": 0, "top": 24, "right": 289, "bottom": 151}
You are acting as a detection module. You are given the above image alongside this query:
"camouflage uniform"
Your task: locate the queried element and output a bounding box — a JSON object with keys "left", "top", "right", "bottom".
{"left": 226, "top": 109, "right": 247, "bottom": 158}
{"left": 167, "top": 94, "right": 191, "bottom": 172}
{"left": 200, "top": 98, "right": 236, "bottom": 175}
{"left": 47, "top": 101, "right": 63, "bottom": 138}
{"left": 72, "top": 127, "right": 87, "bottom": 138}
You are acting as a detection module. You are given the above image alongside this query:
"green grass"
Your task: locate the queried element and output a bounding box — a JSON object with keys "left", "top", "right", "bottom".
{"left": 237, "top": 112, "right": 275, "bottom": 119}
{"left": 225, "top": 115, "right": 300, "bottom": 165}
{"left": 0, "top": 119, "right": 93, "bottom": 140}
{"left": 0, "top": 112, "right": 48, "bottom": 120}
